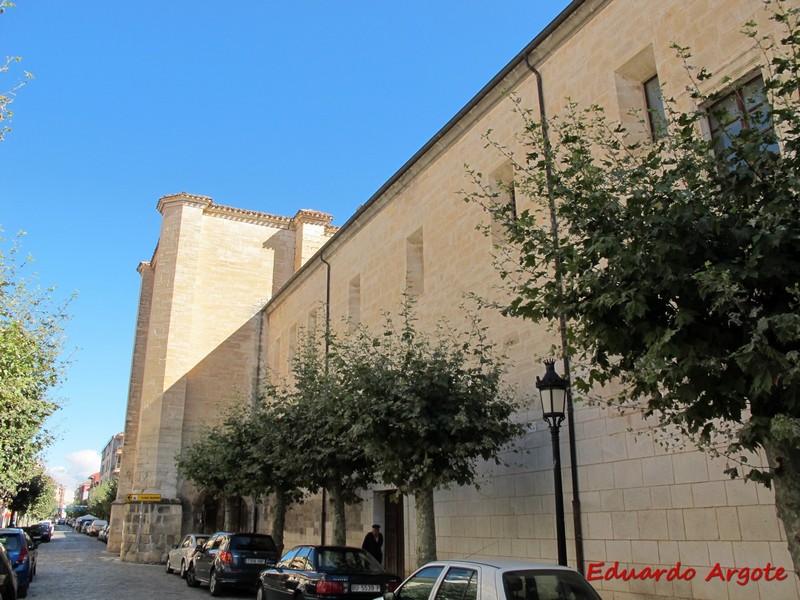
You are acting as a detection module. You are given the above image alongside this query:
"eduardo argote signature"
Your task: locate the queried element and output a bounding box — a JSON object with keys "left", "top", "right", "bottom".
{"left": 587, "top": 561, "right": 789, "bottom": 586}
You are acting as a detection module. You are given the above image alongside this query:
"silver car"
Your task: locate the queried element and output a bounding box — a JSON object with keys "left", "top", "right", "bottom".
{"left": 383, "top": 558, "right": 602, "bottom": 600}
{"left": 166, "top": 533, "right": 210, "bottom": 579}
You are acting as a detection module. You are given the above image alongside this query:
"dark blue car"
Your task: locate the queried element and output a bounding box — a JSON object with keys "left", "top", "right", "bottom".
{"left": 0, "top": 528, "right": 38, "bottom": 598}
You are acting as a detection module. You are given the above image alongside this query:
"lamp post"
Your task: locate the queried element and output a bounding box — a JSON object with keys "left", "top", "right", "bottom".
{"left": 536, "top": 359, "right": 568, "bottom": 567}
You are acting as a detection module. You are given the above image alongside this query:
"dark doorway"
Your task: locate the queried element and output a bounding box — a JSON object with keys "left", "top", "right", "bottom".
{"left": 383, "top": 492, "right": 404, "bottom": 576}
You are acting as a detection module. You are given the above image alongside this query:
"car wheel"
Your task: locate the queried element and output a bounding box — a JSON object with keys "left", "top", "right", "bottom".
{"left": 209, "top": 569, "right": 224, "bottom": 597}
{"left": 256, "top": 585, "right": 266, "bottom": 600}
{"left": 166, "top": 556, "right": 174, "bottom": 573}
{"left": 180, "top": 560, "right": 187, "bottom": 578}
{"left": 18, "top": 583, "right": 28, "bottom": 598}
{"left": 186, "top": 564, "right": 200, "bottom": 588}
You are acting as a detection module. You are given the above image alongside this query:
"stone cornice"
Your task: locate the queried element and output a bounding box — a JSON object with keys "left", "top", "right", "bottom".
{"left": 155, "top": 192, "right": 300, "bottom": 228}
{"left": 205, "top": 203, "right": 293, "bottom": 228}
{"left": 291, "top": 209, "right": 334, "bottom": 228}
{"left": 156, "top": 192, "right": 213, "bottom": 214}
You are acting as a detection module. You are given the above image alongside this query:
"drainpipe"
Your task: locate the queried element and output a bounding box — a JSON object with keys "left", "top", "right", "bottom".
{"left": 525, "top": 55, "right": 585, "bottom": 575}
{"left": 319, "top": 248, "right": 332, "bottom": 545}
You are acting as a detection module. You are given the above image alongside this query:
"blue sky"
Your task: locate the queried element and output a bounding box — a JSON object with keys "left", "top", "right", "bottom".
{"left": 1, "top": 1, "right": 571, "bottom": 495}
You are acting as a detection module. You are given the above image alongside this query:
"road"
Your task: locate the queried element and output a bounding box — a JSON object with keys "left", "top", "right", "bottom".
{"left": 27, "top": 525, "right": 252, "bottom": 599}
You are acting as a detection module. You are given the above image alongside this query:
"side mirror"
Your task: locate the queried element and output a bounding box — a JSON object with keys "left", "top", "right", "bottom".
{"left": 384, "top": 593, "right": 396, "bottom": 600}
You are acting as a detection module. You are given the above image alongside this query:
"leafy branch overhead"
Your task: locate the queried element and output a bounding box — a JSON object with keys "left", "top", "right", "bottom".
{"left": 465, "top": 0, "right": 800, "bottom": 575}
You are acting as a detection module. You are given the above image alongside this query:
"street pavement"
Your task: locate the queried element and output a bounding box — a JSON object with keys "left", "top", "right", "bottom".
{"left": 27, "top": 525, "right": 252, "bottom": 599}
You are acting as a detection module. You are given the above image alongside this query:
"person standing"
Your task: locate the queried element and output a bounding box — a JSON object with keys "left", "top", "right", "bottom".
{"left": 362, "top": 524, "right": 383, "bottom": 564}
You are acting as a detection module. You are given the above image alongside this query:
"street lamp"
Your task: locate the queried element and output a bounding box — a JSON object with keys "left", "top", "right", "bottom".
{"left": 536, "top": 359, "right": 568, "bottom": 567}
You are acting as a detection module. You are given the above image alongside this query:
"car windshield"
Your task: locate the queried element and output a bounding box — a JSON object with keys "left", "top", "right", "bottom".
{"left": 502, "top": 570, "right": 601, "bottom": 600}
{"left": 0, "top": 535, "right": 20, "bottom": 551}
{"left": 317, "top": 549, "right": 383, "bottom": 573}
{"left": 231, "top": 535, "right": 277, "bottom": 552}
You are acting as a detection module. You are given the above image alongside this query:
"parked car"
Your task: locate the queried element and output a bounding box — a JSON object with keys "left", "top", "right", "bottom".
{"left": 87, "top": 520, "right": 108, "bottom": 537}
{"left": 38, "top": 521, "right": 52, "bottom": 542}
{"left": 98, "top": 525, "right": 110, "bottom": 543}
{"left": 166, "top": 533, "right": 209, "bottom": 578}
{"left": 186, "top": 531, "right": 279, "bottom": 596}
{"left": 19, "top": 526, "right": 42, "bottom": 547}
{"left": 80, "top": 520, "right": 95, "bottom": 534}
{"left": 0, "top": 542, "right": 17, "bottom": 600}
{"left": 383, "top": 558, "right": 602, "bottom": 600}
{"left": 0, "top": 528, "right": 38, "bottom": 598}
{"left": 257, "top": 545, "right": 401, "bottom": 600}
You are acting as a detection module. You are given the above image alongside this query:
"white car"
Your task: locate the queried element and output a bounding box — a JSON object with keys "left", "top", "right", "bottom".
{"left": 383, "top": 558, "right": 602, "bottom": 600}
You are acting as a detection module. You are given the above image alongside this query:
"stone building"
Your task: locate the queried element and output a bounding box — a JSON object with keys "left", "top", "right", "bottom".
{"left": 111, "top": 1, "right": 800, "bottom": 598}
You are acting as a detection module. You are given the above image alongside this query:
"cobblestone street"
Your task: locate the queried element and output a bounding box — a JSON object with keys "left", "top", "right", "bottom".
{"left": 28, "top": 525, "right": 252, "bottom": 599}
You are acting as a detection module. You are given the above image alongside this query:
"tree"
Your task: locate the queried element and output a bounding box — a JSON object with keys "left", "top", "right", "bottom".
{"left": 335, "top": 298, "right": 525, "bottom": 566}
{"left": 87, "top": 477, "right": 117, "bottom": 521}
{"left": 467, "top": 0, "right": 800, "bottom": 574}
{"left": 230, "top": 396, "right": 306, "bottom": 552}
{"left": 0, "top": 1, "right": 34, "bottom": 142}
{"left": 0, "top": 231, "right": 71, "bottom": 502}
{"left": 283, "top": 332, "right": 376, "bottom": 545}
{"left": 175, "top": 409, "right": 248, "bottom": 530}
{"left": 8, "top": 467, "right": 55, "bottom": 522}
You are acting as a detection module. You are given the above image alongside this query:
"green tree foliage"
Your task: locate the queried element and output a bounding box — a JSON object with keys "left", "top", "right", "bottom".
{"left": 9, "top": 467, "right": 55, "bottom": 520}
{"left": 335, "top": 299, "right": 524, "bottom": 566}
{"left": 467, "top": 0, "right": 800, "bottom": 574}
{"left": 176, "top": 396, "right": 305, "bottom": 547}
{"left": 0, "top": 232, "right": 71, "bottom": 502}
{"left": 283, "top": 332, "right": 377, "bottom": 546}
{"left": 87, "top": 477, "right": 117, "bottom": 521}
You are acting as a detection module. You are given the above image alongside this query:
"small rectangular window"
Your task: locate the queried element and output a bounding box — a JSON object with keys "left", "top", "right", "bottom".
{"left": 406, "top": 228, "right": 424, "bottom": 296}
{"left": 708, "top": 75, "right": 778, "bottom": 156}
{"left": 644, "top": 75, "right": 667, "bottom": 139}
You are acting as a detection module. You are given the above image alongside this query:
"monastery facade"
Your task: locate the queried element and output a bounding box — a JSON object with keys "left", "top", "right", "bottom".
{"left": 110, "top": 1, "right": 800, "bottom": 598}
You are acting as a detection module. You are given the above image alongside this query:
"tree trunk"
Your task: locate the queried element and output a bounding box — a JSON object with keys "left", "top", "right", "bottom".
{"left": 329, "top": 483, "right": 347, "bottom": 545}
{"left": 271, "top": 489, "right": 288, "bottom": 556}
{"left": 223, "top": 496, "right": 234, "bottom": 531}
{"left": 763, "top": 436, "right": 800, "bottom": 577}
{"left": 414, "top": 488, "right": 437, "bottom": 567}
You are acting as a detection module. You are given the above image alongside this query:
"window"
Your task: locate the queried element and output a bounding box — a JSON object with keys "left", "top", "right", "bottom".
{"left": 434, "top": 568, "right": 478, "bottom": 600}
{"left": 644, "top": 75, "right": 667, "bottom": 139}
{"left": 406, "top": 228, "right": 424, "bottom": 296}
{"left": 396, "top": 566, "right": 444, "bottom": 600}
{"left": 708, "top": 75, "right": 778, "bottom": 156}
{"left": 348, "top": 276, "right": 361, "bottom": 333}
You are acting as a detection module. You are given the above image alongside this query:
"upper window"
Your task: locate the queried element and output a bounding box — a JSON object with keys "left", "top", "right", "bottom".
{"left": 644, "top": 75, "right": 667, "bottom": 139}
{"left": 708, "top": 75, "right": 778, "bottom": 156}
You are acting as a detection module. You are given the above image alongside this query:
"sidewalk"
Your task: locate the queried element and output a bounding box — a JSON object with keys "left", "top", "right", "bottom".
{"left": 27, "top": 525, "right": 249, "bottom": 599}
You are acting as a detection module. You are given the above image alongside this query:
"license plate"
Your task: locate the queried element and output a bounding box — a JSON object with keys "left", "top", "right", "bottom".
{"left": 245, "top": 558, "right": 266, "bottom": 565}
{"left": 351, "top": 585, "right": 380, "bottom": 593}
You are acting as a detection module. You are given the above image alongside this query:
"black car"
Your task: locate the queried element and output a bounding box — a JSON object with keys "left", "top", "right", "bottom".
{"left": 257, "top": 545, "right": 401, "bottom": 600}
{"left": 186, "top": 531, "right": 279, "bottom": 596}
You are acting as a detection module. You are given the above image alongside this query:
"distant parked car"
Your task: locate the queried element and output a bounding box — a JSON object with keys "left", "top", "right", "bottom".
{"left": 0, "top": 528, "right": 38, "bottom": 598}
{"left": 98, "top": 525, "right": 110, "bottom": 543}
{"left": 383, "top": 558, "right": 602, "bottom": 600}
{"left": 257, "top": 545, "right": 400, "bottom": 600}
{"left": 80, "top": 520, "right": 95, "bottom": 534}
{"left": 166, "top": 533, "right": 209, "bottom": 578}
{"left": 38, "top": 521, "right": 52, "bottom": 542}
{"left": 87, "top": 520, "right": 108, "bottom": 537}
{"left": 20, "top": 525, "right": 43, "bottom": 547}
{"left": 0, "top": 541, "right": 17, "bottom": 600}
{"left": 186, "top": 531, "right": 279, "bottom": 596}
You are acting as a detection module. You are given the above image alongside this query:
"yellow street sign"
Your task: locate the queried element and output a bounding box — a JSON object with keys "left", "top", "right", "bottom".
{"left": 126, "top": 494, "right": 162, "bottom": 502}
